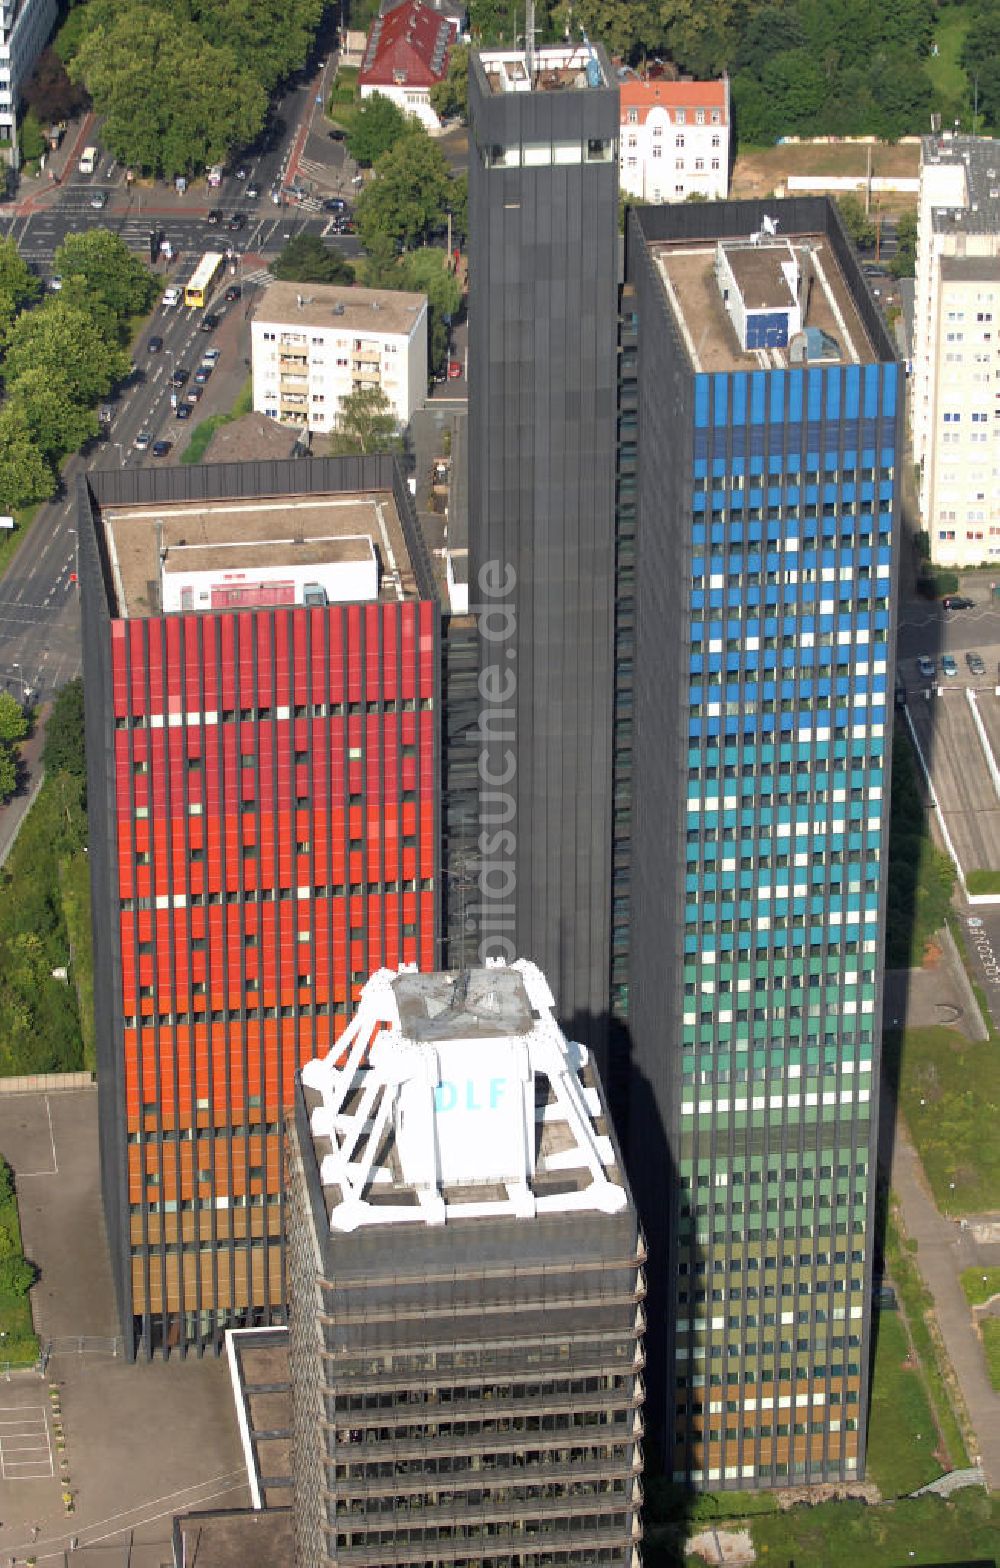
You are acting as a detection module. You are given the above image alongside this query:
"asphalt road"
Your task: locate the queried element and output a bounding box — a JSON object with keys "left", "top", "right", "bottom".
{"left": 907, "top": 690, "right": 1000, "bottom": 873}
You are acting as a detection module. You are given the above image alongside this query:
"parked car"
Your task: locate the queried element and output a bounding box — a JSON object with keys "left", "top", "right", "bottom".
{"left": 967, "top": 651, "right": 987, "bottom": 676}
{"left": 943, "top": 594, "right": 974, "bottom": 610}
{"left": 224, "top": 284, "right": 241, "bottom": 302}
{"left": 147, "top": 335, "right": 163, "bottom": 354}
{"left": 48, "top": 275, "right": 62, "bottom": 292}
{"left": 448, "top": 360, "right": 462, "bottom": 379}
{"left": 175, "top": 402, "right": 192, "bottom": 420}
{"left": 151, "top": 439, "right": 172, "bottom": 457}
{"left": 200, "top": 312, "right": 221, "bottom": 333}
{"left": 941, "top": 653, "right": 958, "bottom": 678}
{"left": 134, "top": 431, "right": 152, "bottom": 451}
{"left": 194, "top": 365, "right": 212, "bottom": 384}
{"left": 917, "top": 655, "right": 936, "bottom": 679}
{"left": 227, "top": 212, "right": 246, "bottom": 231}
{"left": 206, "top": 208, "right": 223, "bottom": 225}
{"left": 170, "top": 366, "right": 189, "bottom": 387}
{"left": 186, "top": 385, "right": 204, "bottom": 404}
{"left": 202, "top": 347, "right": 221, "bottom": 364}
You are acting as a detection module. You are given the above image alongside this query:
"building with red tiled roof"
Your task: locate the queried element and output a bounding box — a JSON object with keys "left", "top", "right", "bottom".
{"left": 359, "top": 0, "right": 455, "bottom": 130}
{"left": 619, "top": 75, "right": 730, "bottom": 204}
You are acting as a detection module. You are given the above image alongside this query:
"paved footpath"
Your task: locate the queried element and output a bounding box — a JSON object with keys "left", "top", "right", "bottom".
{"left": 892, "top": 1120, "right": 1000, "bottom": 1490}
{"left": 0, "top": 703, "right": 49, "bottom": 870}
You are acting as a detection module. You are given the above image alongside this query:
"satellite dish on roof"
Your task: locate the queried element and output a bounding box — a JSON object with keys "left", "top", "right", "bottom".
{"left": 762, "top": 214, "right": 779, "bottom": 236}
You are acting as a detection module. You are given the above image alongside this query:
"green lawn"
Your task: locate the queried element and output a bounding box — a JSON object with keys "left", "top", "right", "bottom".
{"left": 896, "top": 1027, "right": 1000, "bottom": 1214}
{"left": 885, "top": 1207, "right": 970, "bottom": 1471}
{"left": 966, "top": 868, "right": 1000, "bottom": 895}
{"left": 961, "top": 1267, "right": 1000, "bottom": 1307}
{"left": 926, "top": 12, "right": 970, "bottom": 105}
{"left": 747, "top": 1488, "right": 997, "bottom": 1568}
{"left": 866, "top": 1311, "right": 943, "bottom": 1497}
{"left": 982, "top": 1319, "right": 1000, "bottom": 1393}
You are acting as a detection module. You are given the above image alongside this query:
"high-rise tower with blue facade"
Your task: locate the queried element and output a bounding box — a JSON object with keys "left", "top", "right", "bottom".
{"left": 623, "top": 199, "right": 901, "bottom": 1488}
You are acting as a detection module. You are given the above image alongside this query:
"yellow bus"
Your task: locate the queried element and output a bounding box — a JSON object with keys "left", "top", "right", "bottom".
{"left": 184, "top": 251, "right": 226, "bottom": 309}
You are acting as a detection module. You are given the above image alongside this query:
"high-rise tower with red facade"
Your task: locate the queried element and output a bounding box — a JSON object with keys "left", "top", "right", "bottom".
{"left": 79, "top": 457, "right": 440, "bottom": 1357}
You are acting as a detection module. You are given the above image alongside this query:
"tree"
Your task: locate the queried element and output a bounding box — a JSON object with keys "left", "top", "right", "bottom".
{"left": 0, "top": 693, "right": 27, "bottom": 746}
{"left": 345, "top": 93, "right": 413, "bottom": 166}
{"left": 11, "top": 367, "right": 99, "bottom": 465}
{"left": 269, "top": 234, "right": 355, "bottom": 284}
{"left": 330, "top": 386, "right": 400, "bottom": 454}
{"left": 0, "top": 745, "right": 15, "bottom": 805}
{"left": 891, "top": 208, "right": 918, "bottom": 279}
{"left": 22, "top": 45, "right": 90, "bottom": 123}
{"left": 735, "top": 4, "right": 807, "bottom": 75}
{"left": 0, "top": 238, "right": 40, "bottom": 311}
{"left": 550, "top": 0, "right": 660, "bottom": 58}
{"left": 430, "top": 44, "right": 470, "bottom": 123}
{"left": 837, "top": 194, "right": 876, "bottom": 251}
{"left": 189, "top": 0, "right": 325, "bottom": 96}
{"left": 53, "top": 229, "right": 156, "bottom": 340}
{"left": 962, "top": 3, "right": 1000, "bottom": 125}
{"left": 5, "top": 300, "right": 131, "bottom": 407}
{"left": 394, "top": 247, "right": 462, "bottom": 376}
{"left": 0, "top": 404, "right": 55, "bottom": 512}
{"left": 467, "top": 0, "right": 521, "bottom": 45}
{"left": 355, "top": 131, "right": 454, "bottom": 255}
{"left": 42, "top": 680, "right": 86, "bottom": 782}
{"left": 70, "top": 3, "right": 268, "bottom": 176}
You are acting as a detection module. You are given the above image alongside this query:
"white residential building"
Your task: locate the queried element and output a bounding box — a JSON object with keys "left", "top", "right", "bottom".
{"left": 0, "top": 0, "right": 56, "bottom": 143}
{"left": 251, "top": 281, "right": 428, "bottom": 435}
{"left": 913, "top": 134, "right": 1000, "bottom": 568}
{"left": 358, "top": 0, "right": 453, "bottom": 132}
{"left": 619, "top": 75, "right": 729, "bottom": 205}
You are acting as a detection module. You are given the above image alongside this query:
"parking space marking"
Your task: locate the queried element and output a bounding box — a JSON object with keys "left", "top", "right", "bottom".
{"left": 19, "top": 1096, "right": 58, "bottom": 1178}
{"left": 0, "top": 1406, "right": 54, "bottom": 1479}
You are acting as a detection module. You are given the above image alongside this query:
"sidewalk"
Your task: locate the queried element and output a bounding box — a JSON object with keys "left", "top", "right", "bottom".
{"left": 0, "top": 702, "right": 49, "bottom": 869}
{"left": 891, "top": 1122, "right": 1000, "bottom": 1490}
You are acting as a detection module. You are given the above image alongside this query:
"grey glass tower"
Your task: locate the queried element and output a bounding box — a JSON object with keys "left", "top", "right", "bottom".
{"left": 625, "top": 198, "right": 901, "bottom": 1488}
{"left": 467, "top": 44, "right": 619, "bottom": 1042}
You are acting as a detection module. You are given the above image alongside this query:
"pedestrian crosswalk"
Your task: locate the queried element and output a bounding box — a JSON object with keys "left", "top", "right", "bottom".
{"left": 241, "top": 267, "right": 272, "bottom": 289}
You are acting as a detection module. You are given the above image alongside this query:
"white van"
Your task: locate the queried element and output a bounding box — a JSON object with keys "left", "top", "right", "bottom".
{"left": 78, "top": 146, "right": 98, "bottom": 175}
{"left": 162, "top": 285, "right": 181, "bottom": 308}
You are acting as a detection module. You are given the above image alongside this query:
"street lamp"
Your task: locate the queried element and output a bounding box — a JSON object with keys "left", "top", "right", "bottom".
{"left": 10, "top": 663, "right": 30, "bottom": 703}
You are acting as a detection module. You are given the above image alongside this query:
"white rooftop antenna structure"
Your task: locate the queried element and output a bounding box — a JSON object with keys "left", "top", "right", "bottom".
{"left": 300, "top": 960, "right": 627, "bottom": 1233}
{"left": 762, "top": 214, "right": 780, "bottom": 236}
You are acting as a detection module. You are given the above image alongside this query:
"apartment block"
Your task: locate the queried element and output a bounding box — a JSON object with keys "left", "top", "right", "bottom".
{"left": 287, "top": 960, "right": 645, "bottom": 1567}
{"left": 624, "top": 198, "right": 900, "bottom": 1486}
{"left": 619, "top": 75, "right": 730, "bottom": 205}
{"left": 0, "top": 0, "right": 56, "bottom": 140}
{"left": 252, "top": 282, "right": 428, "bottom": 435}
{"left": 79, "top": 457, "right": 440, "bottom": 1357}
{"left": 913, "top": 134, "right": 1000, "bottom": 567}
